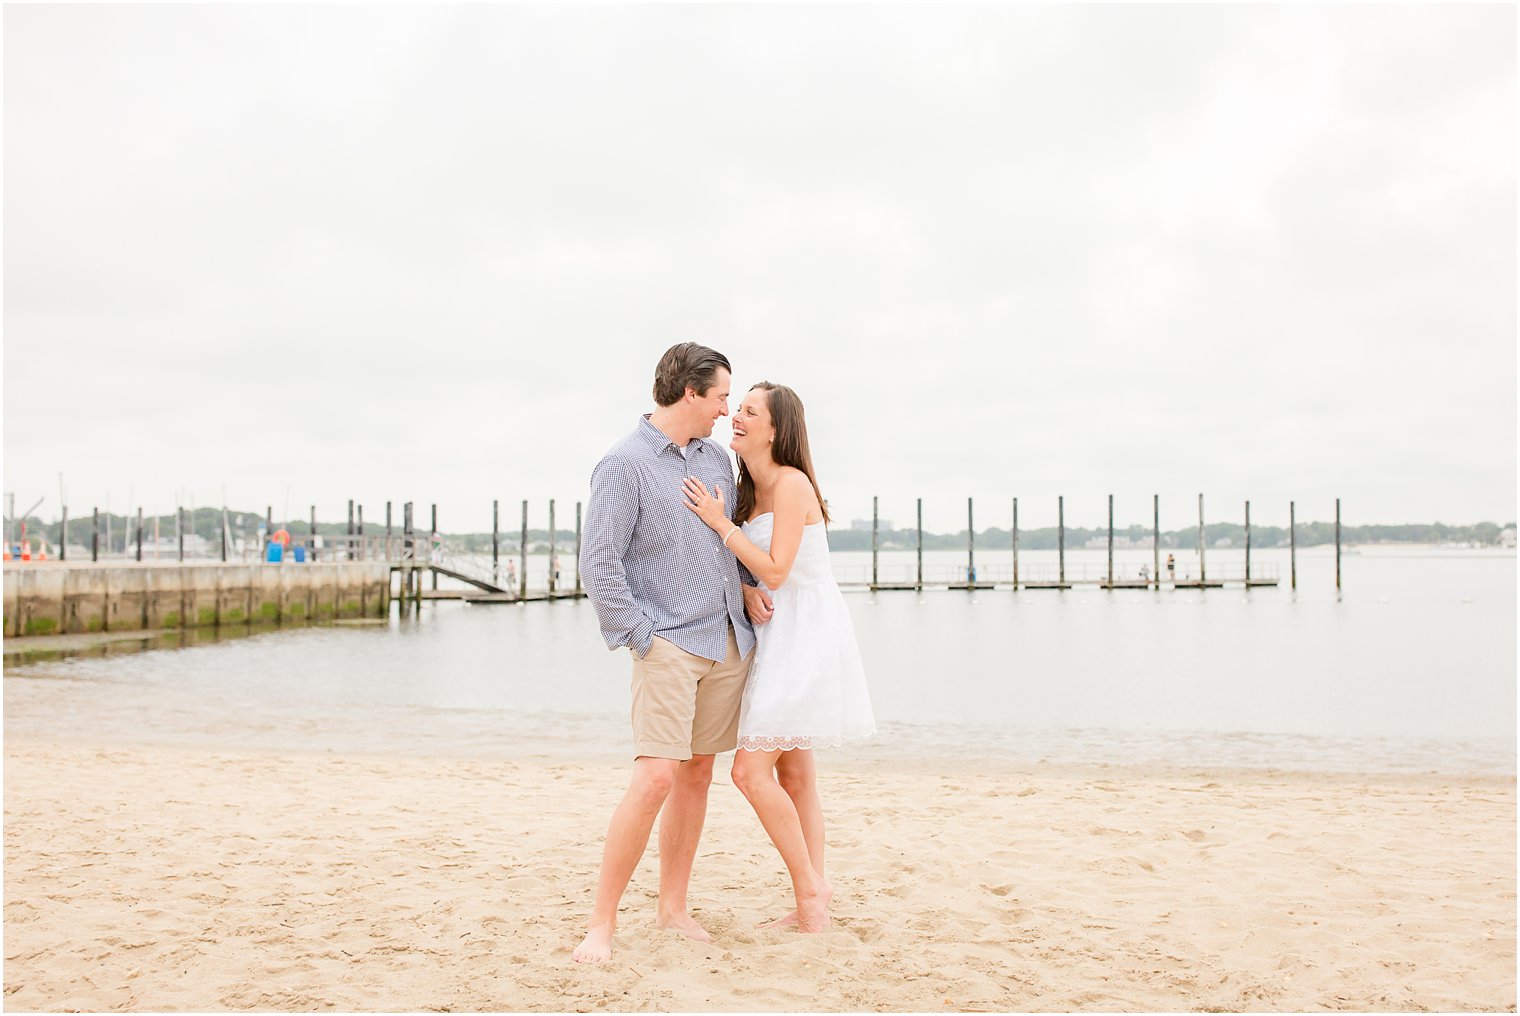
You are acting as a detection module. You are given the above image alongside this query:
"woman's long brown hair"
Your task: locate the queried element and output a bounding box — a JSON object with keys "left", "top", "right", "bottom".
{"left": 735, "top": 382, "right": 831, "bottom": 525}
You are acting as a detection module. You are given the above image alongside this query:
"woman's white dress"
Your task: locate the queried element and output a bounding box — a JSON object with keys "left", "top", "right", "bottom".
{"left": 737, "top": 513, "right": 876, "bottom": 751}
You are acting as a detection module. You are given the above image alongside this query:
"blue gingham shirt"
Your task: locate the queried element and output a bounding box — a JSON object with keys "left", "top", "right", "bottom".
{"left": 581, "top": 416, "right": 756, "bottom": 663}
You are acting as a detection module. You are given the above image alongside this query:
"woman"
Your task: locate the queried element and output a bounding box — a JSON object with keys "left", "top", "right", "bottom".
{"left": 682, "top": 381, "right": 875, "bottom": 934}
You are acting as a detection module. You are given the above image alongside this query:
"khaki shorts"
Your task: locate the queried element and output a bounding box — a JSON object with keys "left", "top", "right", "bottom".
{"left": 630, "top": 627, "right": 751, "bottom": 761}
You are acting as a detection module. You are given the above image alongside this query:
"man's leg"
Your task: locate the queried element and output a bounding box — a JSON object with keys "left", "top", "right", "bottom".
{"left": 573, "top": 756, "right": 680, "bottom": 964}
{"left": 655, "top": 753, "right": 715, "bottom": 941}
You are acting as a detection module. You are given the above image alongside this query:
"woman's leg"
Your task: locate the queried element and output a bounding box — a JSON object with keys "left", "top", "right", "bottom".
{"left": 758, "top": 749, "right": 829, "bottom": 929}
{"left": 731, "top": 748, "right": 832, "bottom": 932}
{"left": 776, "top": 749, "right": 825, "bottom": 878}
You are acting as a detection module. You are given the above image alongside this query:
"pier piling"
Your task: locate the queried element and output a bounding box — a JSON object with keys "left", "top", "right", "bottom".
{"left": 871, "top": 496, "right": 879, "bottom": 588}
{"left": 1107, "top": 494, "right": 1114, "bottom": 587}
{"left": 135, "top": 508, "right": 143, "bottom": 562}
{"left": 966, "top": 497, "right": 975, "bottom": 585}
{"left": 92, "top": 507, "right": 99, "bottom": 562}
{"left": 1152, "top": 494, "right": 1160, "bottom": 589}
{"left": 1335, "top": 497, "right": 1342, "bottom": 592}
{"left": 1058, "top": 495, "right": 1066, "bottom": 585}
{"left": 916, "top": 498, "right": 923, "bottom": 591}
{"left": 404, "top": 502, "right": 418, "bottom": 606}
{"left": 1290, "top": 501, "right": 1297, "bottom": 590}
{"left": 492, "top": 500, "right": 500, "bottom": 579}
{"left": 425, "top": 504, "right": 437, "bottom": 590}
{"left": 548, "top": 499, "right": 557, "bottom": 597}
{"left": 575, "top": 501, "right": 583, "bottom": 596}
{"left": 1245, "top": 500, "right": 1251, "bottom": 582}
{"left": 519, "top": 500, "right": 528, "bottom": 602}
{"left": 1197, "top": 494, "right": 1206, "bottom": 583}
{"left": 1011, "top": 497, "right": 1019, "bottom": 590}
{"left": 61, "top": 506, "right": 68, "bottom": 562}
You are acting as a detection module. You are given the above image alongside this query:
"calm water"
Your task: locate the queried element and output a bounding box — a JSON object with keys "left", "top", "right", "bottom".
{"left": 4, "top": 545, "right": 1514, "bottom": 774}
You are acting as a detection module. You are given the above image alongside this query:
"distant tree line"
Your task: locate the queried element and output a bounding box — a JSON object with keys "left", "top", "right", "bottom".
{"left": 11, "top": 507, "right": 573, "bottom": 554}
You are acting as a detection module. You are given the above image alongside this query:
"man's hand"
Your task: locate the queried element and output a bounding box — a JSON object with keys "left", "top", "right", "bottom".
{"left": 743, "top": 584, "right": 774, "bottom": 626}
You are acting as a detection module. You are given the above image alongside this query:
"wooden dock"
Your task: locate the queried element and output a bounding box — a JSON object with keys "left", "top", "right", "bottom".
{"left": 849, "top": 578, "right": 1270, "bottom": 592}
{"left": 419, "top": 588, "right": 587, "bottom": 603}
{"left": 856, "top": 492, "right": 1325, "bottom": 593}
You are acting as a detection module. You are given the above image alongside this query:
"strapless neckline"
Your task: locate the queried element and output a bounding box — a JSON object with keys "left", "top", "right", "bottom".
{"left": 744, "top": 512, "right": 823, "bottom": 528}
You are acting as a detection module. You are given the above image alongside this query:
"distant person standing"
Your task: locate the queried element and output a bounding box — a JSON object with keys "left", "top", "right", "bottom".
{"left": 573, "top": 342, "right": 767, "bottom": 964}
{"left": 1166, "top": 553, "right": 1176, "bottom": 581}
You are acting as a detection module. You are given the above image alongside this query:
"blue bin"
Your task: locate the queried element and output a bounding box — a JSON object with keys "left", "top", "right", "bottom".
{"left": 293, "top": 545, "right": 307, "bottom": 563}
{"left": 266, "top": 543, "right": 283, "bottom": 563}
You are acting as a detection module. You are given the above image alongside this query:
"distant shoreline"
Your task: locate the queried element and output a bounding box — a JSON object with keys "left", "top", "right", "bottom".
{"left": 7, "top": 510, "right": 1516, "bottom": 558}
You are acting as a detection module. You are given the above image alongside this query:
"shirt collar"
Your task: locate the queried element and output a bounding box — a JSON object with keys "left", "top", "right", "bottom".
{"left": 638, "top": 414, "right": 701, "bottom": 457}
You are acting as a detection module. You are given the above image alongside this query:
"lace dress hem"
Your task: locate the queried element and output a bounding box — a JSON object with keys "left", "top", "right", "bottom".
{"left": 736, "top": 729, "right": 876, "bottom": 752}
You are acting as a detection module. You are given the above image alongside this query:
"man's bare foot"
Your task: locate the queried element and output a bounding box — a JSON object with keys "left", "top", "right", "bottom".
{"left": 572, "top": 922, "right": 615, "bottom": 963}
{"left": 655, "top": 910, "right": 712, "bottom": 943}
{"left": 796, "top": 880, "right": 833, "bottom": 934}
{"left": 759, "top": 909, "right": 799, "bottom": 930}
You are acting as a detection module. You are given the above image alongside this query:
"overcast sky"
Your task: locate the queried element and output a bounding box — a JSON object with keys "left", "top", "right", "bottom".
{"left": 4, "top": 4, "right": 1515, "bottom": 534}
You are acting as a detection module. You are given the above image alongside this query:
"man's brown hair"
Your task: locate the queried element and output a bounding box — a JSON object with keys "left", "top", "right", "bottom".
{"left": 652, "top": 343, "right": 732, "bottom": 407}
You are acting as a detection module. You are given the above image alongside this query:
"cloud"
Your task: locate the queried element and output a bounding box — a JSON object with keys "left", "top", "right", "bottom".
{"left": 4, "top": 5, "right": 1514, "bottom": 531}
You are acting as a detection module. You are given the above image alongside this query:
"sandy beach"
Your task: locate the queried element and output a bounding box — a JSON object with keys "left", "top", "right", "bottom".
{"left": 3, "top": 739, "right": 1514, "bottom": 1012}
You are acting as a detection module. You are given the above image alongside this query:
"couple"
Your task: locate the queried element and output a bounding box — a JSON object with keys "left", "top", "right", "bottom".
{"left": 573, "top": 342, "right": 875, "bottom": 964}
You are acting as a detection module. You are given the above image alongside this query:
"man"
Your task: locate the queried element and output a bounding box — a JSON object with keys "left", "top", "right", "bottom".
{"left": 573, "top": 342, "right": 773, "bottom": 964}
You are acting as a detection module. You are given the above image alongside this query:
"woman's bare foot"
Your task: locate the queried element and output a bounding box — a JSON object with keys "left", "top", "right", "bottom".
{"left": 796, "top": 880, "right": 833, "bottom": 933}
{"left": 572, "top": 921, "right": 615, "bottom": 963}
{"left": 758, "top": 908, "right": 799, "bottom": 930}
{"left": 655, "top": 910, "right": 712, "bottom": 943}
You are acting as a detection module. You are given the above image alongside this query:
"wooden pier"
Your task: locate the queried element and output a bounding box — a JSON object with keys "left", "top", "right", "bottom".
{"left": 857, "top": 493, "right": 1337, "bottom": 592}
{"left": 2, "top": 495, "right": 591, "bottom": 638}
{"left": 7, "top": 491, "right": 1345, "bottom": 636}
{"left": 384, "top": 498, "right": 588, "bottom": 611}
{"left": 418, "top": 589, "right": 584, "bottom": 604}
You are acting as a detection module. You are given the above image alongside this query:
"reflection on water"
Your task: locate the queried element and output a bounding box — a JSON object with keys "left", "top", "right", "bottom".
{"left": 3, "top": 621, "right": 306, "bottom": 668}
{"left": 5, "top": 546, "right": 1515, "bottom": 774}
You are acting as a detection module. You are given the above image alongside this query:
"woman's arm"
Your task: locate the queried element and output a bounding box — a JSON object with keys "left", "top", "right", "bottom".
{"left": 682, "top": 471, "right": 815, "bottom": 589}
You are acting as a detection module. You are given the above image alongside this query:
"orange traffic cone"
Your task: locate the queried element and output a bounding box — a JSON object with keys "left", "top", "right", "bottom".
{"left": 37, "top": 544, "right": 48, "bottom": 561}
{"left": 2, "top": 545, "right": 10, "bottom": 561}
{"left": 20, "top": 541, "right": 31, "bottom": 561}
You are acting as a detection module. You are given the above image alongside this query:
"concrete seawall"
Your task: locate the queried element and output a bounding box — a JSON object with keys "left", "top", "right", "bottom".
{"left": 3, "top": 562, "right": 392, "bottom": 637}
